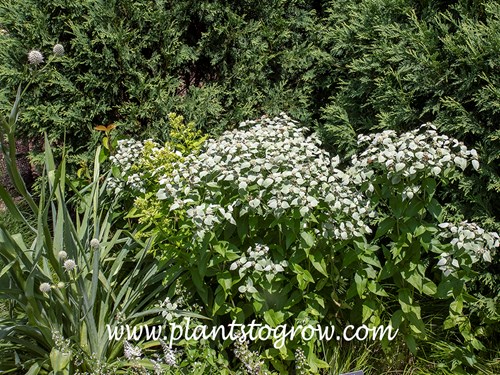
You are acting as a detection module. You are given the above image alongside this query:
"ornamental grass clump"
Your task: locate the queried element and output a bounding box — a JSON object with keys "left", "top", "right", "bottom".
{"left": 0, "top": 88, "right": 197, "bottom": 374}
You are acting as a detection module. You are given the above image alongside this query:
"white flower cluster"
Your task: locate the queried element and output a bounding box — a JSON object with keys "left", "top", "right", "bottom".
{"left": 39, "top": 282, "right": 51, "bottom": 293}
{"left": 352, "top": 123, "right": 480, "bottom": 194}
{"left": 108, "top": 139, "right": 156, "bottom": 194}
{"left": 295, "top": 348, "right": 308, "bottom": 375}
{"left": 436, "top": 222, "right": 499, "bottom": 276}
{"left": 160, "top": 340, "right": 177, "bottom": 367}
{"left": 123, "top": 340, "right": 142, "bottom": 360}
{"left": 233, "top": 334, "right": 266, "bottom": 375}
{"left": 229, "top": 243, "right": 288, "bottom": 277}
{"left": 156, "top": 113, "right": 373, "bottom": 240}
{"left": 157, "top": 297, "right": 181, "bottom": 321}
{"left": 63, "top": 259, "right": 77, "bottom": 272}
{"left": 52, "top": 331, "right": 71, "bottom": 354}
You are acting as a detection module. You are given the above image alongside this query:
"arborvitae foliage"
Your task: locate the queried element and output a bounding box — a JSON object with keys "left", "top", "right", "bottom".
{"left": 318, "top": 0, "right": 500, "bottom": 225}
{"left": 0, "top": 0, "right": 321, "bottom": 146}
{"left": 0, "top": 0, "right": 498, "bottom": 226}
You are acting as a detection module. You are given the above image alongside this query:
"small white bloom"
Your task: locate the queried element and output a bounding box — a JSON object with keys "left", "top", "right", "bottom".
{"left": 63, "top": 259, "right": 76, "bottom": 272}
{"left": 58, "top": 251, "right": 68, "bottom": 260}
{"left": 28, "top": 50, "right": 44, "bottom": 65}
{"left": 39, "top": 282, "right": 51, "bottom": 293}
{"left": 124, "top": 340, "right": 142, "bottom": 360}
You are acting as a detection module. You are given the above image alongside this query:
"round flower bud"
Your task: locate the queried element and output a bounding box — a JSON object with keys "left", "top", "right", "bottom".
{"left": 57, "top": 282, "right": 65, "bottom": 289}
{"left": 58, "top": 250, "right": 68, "bottom": 260}
{"left": 90, "top": 238, "right": 100, "bottom": 249}
{"left": 63, "top": 259, "right": 77, "bottom": 272}
{"left": 53, "top": 43, "right": 64, "bottom": 56}
{"left": 28, "top": 50, "right": 44, "bottom": 65}
{"left": 39, "top": 282, "right": 51, "bottom": 293}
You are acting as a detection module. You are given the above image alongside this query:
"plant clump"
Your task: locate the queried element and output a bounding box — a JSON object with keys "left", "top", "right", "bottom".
{"left": 156, "top": 113, "right": 374, "bottom": 240}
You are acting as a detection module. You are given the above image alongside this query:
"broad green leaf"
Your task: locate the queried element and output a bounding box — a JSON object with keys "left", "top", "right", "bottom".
{"left": 50, "top": 348, "right": 71, "bottom": 372}
{"left": 404, "top": 334, "right": 417, "bottom": 354}
{"left": 300, "top": 231, "right": 315, "bottom": 248}
{"left": 263, "top": 310, "right": 285, "bottom": 326}
{"left": 309, "top": 250, "right": 328, "bottom": 276}
{"left": 354, "top": 272, "right": 367, "bottom": 297}
{"left": 422, "top": 281, "right": 437, "bottom": 296}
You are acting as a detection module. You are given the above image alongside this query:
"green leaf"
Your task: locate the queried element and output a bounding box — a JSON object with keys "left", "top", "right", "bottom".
{"left": 8, "top": 84, "right": 22, "bottom": 128}
{"left": 404, "top": 334, "right": 417, "bottom": 354}
{"left": 354, "top": 272, "right": 367, "bottom": 297}
{"left": 362, "top": 299, "right": 376, "bottom": 323}
{"left": 300, "top": 231, "right": 315, "bottom": 253}
{"left": 217, "top": 271, "right": 233, "bottom": 293}
{"left": 398, "top": 288, "right": 412, "bottom": 313}
{"left": 391, "top": 309, "right": 404, "bottom": 329}
{"left": 263, "top": 310, "right": 285, "bottom": 326}
{"left": 405, "top": 199, "right": 425, "bottom": 217}
{"left": 402, "top": 269, "right": 423, "bottom": 292}
{"left": 422, "top": 281, "right": 437, "bottom": 296}
{"left": 25, "top": 362, "right": 42, "bottom": 375}
{"left": 422, "top": 177, "right": 437, "bottom": 197}
{"left": 427, "top": 198, "right": 442, "bottom": 220}
{"left": 342, "top": 249, "right": 358, "bottom": 267}
{"left": 50, "top": 348, "right": 71, "bottom": 372}
{"left": 309, "top": 250, "right": 328, "bottom": 276}
{"left": 367, "top": 281, "right": 389, "bottom": 297}
{"left": 389, "top": 196, "right": 404, "bottom": 218}
{"left": 293, "top": 263, "right": 314, "bottom": 290}
{"left": 375, "top": 217, "right": 396, "bottom": 239}
{"left": 237, "top": 220, "right": 248, "bottom": 240}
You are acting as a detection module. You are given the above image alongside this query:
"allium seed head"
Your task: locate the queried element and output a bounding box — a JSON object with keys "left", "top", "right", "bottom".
{"left": 28, "top": 50, "right": 44, "bottom": 65}
{"left": 53, "top": 43, "right": 64, "bottom": 56}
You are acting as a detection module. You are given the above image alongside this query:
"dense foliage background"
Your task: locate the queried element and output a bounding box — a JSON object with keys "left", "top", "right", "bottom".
{"left": 1, "top": 0, "right": 498, "bottom": 225}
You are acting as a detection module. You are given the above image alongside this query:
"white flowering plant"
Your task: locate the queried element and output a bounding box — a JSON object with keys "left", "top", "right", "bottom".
{"left": 105, "top": 113, "right": 206, "bottom": 198}
{"left": 142, "top": 113, "right": 381, "bottom": 369}
{"left": 143, "top": 114, "right": 499, "bottom": 371}
{"left": 349, "top": 124, "right": 499, "bottom": 363}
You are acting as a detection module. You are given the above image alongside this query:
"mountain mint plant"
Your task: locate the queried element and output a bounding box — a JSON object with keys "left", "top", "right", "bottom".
{"left": 137, "top": 114, "right": 499, "bottom": 371}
